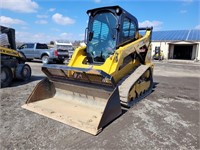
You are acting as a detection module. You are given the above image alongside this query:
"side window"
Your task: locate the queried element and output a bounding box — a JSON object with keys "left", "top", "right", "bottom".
{"left": 20, "top": 44, "right": 27, "bottom": 49}
{"left": 121, "top": 17, "right": 136, "bottom": 43}
{"left": 26, "top": 44, "right": 34, "bottom": 48}
{"left": 19, "top": 44, "right": 34, "bottom": 49}
{"left": 36, "top": 43, "right": 48, "bottom": 49}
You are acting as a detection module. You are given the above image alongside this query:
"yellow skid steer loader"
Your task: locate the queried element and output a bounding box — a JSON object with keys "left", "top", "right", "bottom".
{"left": 22, "top": 6, "right": 154, "bottom": 135}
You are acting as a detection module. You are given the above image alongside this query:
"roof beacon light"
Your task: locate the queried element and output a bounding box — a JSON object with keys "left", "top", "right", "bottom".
{"left": 116, "top": 7, "right": 120, "bottom": 14}
{"left": 88, "top": 11, "right": 92, "bottom": 16}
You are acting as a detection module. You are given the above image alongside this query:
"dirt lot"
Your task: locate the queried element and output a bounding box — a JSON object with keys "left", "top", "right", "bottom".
{"left": 0, "top": 60, "right": 200, "bottom": 150}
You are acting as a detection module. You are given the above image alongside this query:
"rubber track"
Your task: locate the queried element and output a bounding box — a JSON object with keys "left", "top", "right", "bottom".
{"left": 118, "top": 64, "right": 153, "bottom": 107}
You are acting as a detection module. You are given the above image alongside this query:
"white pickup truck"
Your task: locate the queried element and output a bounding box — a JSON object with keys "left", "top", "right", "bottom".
{"left": 54, "top": 41, "right": 74, "bottom": 63}
{"left": 17, "top": 43, "right": 69, "bottom": 64}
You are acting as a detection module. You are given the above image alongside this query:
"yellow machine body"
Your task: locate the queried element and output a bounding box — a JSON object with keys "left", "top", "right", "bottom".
{"left": 68, "top": 30, "right": 153, "bottom": 82}
{"left": 0, "top": 46, "right": 20, "bottom": 58}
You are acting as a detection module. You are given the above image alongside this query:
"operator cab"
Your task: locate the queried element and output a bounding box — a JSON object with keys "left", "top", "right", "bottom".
{"left": 86, "top": 5, "right": 138, "bottom": 64}
{"left": 0, "top": 26, "right": 16, "bottom": 50}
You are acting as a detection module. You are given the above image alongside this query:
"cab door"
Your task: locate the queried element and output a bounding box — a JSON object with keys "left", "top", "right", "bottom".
{"left": 18, "top": 43, "right": 35, "bottom": 59}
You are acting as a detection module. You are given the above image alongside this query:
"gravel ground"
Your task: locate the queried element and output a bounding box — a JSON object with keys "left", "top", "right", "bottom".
{"left": 0, "top": 60, "right": 199, "bottom": 150}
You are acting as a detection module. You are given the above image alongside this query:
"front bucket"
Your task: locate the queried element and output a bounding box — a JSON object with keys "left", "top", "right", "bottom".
{"left": 22, "top": 78, "right": 122, "bottom": 135}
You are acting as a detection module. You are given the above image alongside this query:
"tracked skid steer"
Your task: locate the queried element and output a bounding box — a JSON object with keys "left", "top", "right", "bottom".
{"left": 22, "top": 6, "right": 154, "bottom": 135}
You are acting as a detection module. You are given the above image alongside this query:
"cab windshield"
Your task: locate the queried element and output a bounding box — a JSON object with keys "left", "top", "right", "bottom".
{"left": 87, "top": 12, "right": 117, "bottom": 63}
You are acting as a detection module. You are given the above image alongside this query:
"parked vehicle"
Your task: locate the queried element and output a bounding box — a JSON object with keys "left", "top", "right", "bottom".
{"left": 54, "top": 41, "right": 74, "bottom": 63}
{"left": 153, "top": 46, "right": 164, "bottom": 60}
{"left": 0, "top": 26, "right": 31, "bottom": 88}
{"left": 17, "top": 43, "right": 62, "bottom": 64}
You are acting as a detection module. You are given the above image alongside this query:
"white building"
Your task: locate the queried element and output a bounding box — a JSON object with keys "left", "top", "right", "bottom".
{"left": 151, "top": 30, "right": 200, "bottom": 61}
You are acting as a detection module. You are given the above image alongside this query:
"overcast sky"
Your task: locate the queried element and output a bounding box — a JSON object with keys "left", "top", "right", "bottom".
{"left": 0, "top": 0, "right": 199, "bottom": 43}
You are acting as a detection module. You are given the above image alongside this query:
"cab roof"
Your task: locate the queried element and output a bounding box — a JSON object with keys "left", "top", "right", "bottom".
{"left": 86, "top": 5, "right": 137, "bottom": 23}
